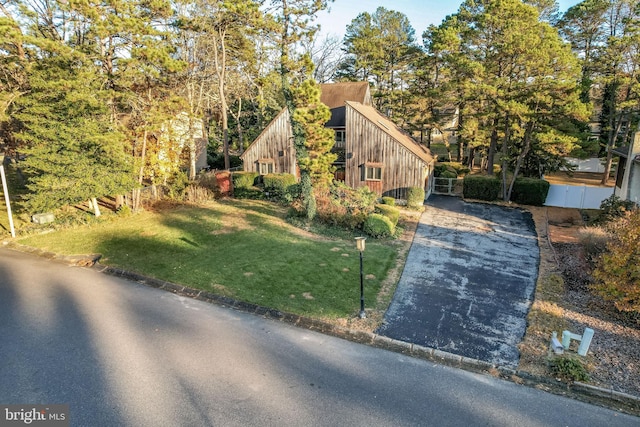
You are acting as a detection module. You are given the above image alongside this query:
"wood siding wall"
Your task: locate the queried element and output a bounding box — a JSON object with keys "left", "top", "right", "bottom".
{"left": 345, "top": 106, "right": 430, "bottom": 199}
{"left": 242, "top": 109, "right": 297, "bottom": 176}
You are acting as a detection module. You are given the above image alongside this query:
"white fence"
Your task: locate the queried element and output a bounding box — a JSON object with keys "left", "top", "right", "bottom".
{"left": 544, "top": 184, "right": 613, "bottom": 209}
{"left": 433, "top": 177, "right": 464, "bottom": 196}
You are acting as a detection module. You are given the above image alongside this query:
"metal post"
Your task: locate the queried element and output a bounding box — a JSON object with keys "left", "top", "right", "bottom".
{"left": 359, "top": 250, "right": 365, "bottom": 319}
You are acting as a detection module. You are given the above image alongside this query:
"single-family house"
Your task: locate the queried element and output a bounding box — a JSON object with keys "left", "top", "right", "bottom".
{"left": 241, "top": 82, "right": 436, "bottom": 200}
{"left": 612, "top": 131, "right": 640, "bottom": 204}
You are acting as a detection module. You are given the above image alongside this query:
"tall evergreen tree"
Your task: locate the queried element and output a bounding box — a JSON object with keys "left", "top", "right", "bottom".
{"left": 427, "top": 0, "right": 588, "bottom": 200}
{"left": 14, "top": 53, "right": 134, "bottom": 214}
{"left": 268, "top": 0, "right": 332, "bottom": 219}
{"left": 339, "top": 7, "right": 418, "bottom": 114}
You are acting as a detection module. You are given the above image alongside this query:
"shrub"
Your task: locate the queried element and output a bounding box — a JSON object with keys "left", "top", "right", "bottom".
{"left": 232, "top": 171, "right": 259, "bottom": 189}
{"left": 440, "top": 170, "right": 458, "bottom": 179}
{"left": 183, "top": 184, "right": 215, "bottom": 204}
{"left": 313, "top": 183, "right": 376, "bottom": 230}
{"left": 510, "top": 178, "right": 550, "bottom": 206}
{"left": 549, "top": 356, "right": 589, "bottom": 382}
{"left": 577, "top": 226, "right": 610, "bottom": 260}
{"left": 213, "top": 171, "right": 232, "bottom": 196}
{"left": 375, "top": 204, "right": 400, "bottom": 226}
{"left": 233, "top": 186, "right": 264, "bottom": 199}
{"left": 263, "top": 173, "right": 298, "bottom": 202}
{"left": 436, "top": 162, "right": 470, "bottom": 177}
{"left": 116, "top": 204, "right": 132, "bottom": 216}
{"left": 364, "top": 213, "right": 395, "bottom": 238}
{"left": 593, "top": 210, "right": 640, "bottom": 315}
{"left": 597, "top": 194, "right": 637, "bottom": 224}
{"left": 381, "top": 196, "right": 395, "bottom": 206}
{"left": 165, "top": 170, "right": 190, "bottom": 200}
{"left": 406, "top": 187, "right": 425, "bottom": 209}
{"left": 463, "top": 175, "right": 501, "bottom": 201}
{"left": 196, "top": 171, "right": 219, "bottom": 191}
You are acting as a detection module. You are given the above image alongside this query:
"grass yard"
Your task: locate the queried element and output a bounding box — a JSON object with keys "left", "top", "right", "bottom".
{"left": 16, "top": 199, "right": 401, "bottom": 320}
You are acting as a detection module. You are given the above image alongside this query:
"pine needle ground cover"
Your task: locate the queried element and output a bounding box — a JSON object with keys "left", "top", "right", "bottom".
{"left": 17, "top": 199, "right": 398, "bottom": 319}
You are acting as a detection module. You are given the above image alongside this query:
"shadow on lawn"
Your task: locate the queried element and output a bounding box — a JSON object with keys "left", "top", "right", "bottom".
{"left": 91, "top": 201, "right": 395, "bottom": 319}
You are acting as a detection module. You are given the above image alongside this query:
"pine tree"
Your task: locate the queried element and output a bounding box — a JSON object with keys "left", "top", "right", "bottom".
{"left": 269, "top": 0, "right": 332, "bottom": 219}
{"left": 14, "top": 54, "right": 134, "bottom": 214}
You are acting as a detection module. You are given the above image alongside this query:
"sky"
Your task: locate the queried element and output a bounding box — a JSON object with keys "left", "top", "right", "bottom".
{"left": 315, "top": 0, "right": 582, "bottom": 41}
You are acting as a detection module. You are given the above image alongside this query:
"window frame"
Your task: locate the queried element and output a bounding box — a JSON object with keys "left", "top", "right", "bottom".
{"left": 258, "top": 158, "right": 275, "bottom": 175}
{"left": 364, "top": 163, "right": 383, "bottom": 182}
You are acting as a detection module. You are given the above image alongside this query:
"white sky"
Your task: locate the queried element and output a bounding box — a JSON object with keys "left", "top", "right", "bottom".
{"left": 315, "top": 0, "right": 581, "bottom": 41}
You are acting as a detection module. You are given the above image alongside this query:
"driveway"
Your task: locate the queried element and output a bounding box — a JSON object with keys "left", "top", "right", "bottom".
{"left": 376, "top": 195, "right": 539, "bottom": 369}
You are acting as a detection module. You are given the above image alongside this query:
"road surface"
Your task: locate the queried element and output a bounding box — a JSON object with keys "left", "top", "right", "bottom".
{"left": 0, "top": 247, "right": 636, "bottom": 426}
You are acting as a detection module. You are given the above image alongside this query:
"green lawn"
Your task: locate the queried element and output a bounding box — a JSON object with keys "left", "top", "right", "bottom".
{"left": 16, "top": 199, "right": 401, "bottom": 320}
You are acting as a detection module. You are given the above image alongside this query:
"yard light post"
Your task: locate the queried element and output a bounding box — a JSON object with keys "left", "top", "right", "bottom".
{"left": 355, "top": 237, "right": 366, "bottom": 319}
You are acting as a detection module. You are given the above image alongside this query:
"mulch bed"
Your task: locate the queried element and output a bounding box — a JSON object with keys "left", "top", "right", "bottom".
{"left": 549, "top": 218, "right": 640, "bottom": 397}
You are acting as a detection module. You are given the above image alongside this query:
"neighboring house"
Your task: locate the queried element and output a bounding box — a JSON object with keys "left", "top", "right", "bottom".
{"left": 241, "top": 82, "right": 436, "bottom": 200}
{"left": 155, "top": 112, "right": 208, "bottom": 180}
{"left": 612, "top": 131, "right": 640, "bottom": 204}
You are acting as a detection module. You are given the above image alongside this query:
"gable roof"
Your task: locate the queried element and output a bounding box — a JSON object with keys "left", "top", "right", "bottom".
{"left": 320, "top": 82, "right": 371, "bottom": 109}
{"left": 240, "top": 108, "right": 289, "bottom": 160}
{"left": 346, "top": 101, "right": 435, "bottom": 164}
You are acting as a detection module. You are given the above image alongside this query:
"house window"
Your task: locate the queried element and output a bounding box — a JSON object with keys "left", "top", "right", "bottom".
{"left": 258, "top": 159, "right": 275, "bottom": 175}
{"left": 334, "top": 130, "right": 346, "bottom": 149}
{"left": 364, "top": 163, "right": 383, "bottom": 181}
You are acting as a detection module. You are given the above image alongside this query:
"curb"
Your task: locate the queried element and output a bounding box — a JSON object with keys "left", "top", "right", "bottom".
{"left": 4, "top": 242, "right": 640, "bottom": 418}
{"left": 92, "top": 258, "right": 640, "bottom": 418}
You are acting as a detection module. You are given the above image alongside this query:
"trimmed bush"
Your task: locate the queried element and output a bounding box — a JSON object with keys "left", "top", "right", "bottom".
{"left": 463, "top": 175, "right": 501, "bottom": 201}
{"left": 364, "top": 213, "right": 395, "bottom": 238}
{"left": 435, "top": 162, "right": 470, "bottom": 177}
{"left": 406, "top": 187, "right": 425, "bottom": 209}
{"left": 232, "top": 171, "right": 259, "bottom": 189}
{"left": 440, "top": 170, "right": 458, "bottom": 179}
{"left": 375, "top": 204, "right": 400, "bottom": 226}
{"left": 381, "top": 196, "right": 395, "bottom": 206}
{"left": 510, "top": 178, "right": 550, "bottom": 206}
{"left": 263, "top": 173, "right": 298, "bottom": 202}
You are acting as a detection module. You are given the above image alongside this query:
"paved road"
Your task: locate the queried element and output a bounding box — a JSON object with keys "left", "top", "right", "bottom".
{"left": 377, "top": 195, "right": 539, "bottom": 368}
{"left": 1, "top": 247, "right": 637, "bottom": 426}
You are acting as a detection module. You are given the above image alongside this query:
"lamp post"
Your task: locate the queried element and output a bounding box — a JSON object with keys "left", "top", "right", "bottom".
{"left": 355, "top": 237, "right": 366, "bottom": 319}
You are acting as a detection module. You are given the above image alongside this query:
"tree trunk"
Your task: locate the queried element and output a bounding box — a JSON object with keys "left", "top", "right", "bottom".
{"left": 506, "top": 121, "right": 534, "bottom": 202}
{"left": 501, "top": 114, "right": 511, "bottom": 201}
{"left": 487, "top": 118, "right": 499, "bottom": 175}
{"left": 138, "top": 129, "right": 148, "bottom": 185}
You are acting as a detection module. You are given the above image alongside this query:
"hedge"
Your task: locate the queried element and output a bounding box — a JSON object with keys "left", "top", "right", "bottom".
{"left": 463, "top": 175, "right": 501, "bottom": 201}
{"left": 364, "top": 213, "right": 395, "bottom": 238}
{"left": 231, "top": 171, "right": 259, "bottom": 189}
{"left": 263, "top": 173, "right": 298, "bottom": 201}
{"left": 375, "top": 204, "right": 400, "bottom": 226}
{"left": 510, "top": 178, "right": 550, "bottom": 206}
{"left": 381, "top": 196, "right": 395, "bottom": 206}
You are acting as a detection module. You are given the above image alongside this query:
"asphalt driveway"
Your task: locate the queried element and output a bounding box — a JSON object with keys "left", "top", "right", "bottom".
{"left": 376, "top": 195, "right": 539, "bottom": 369}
